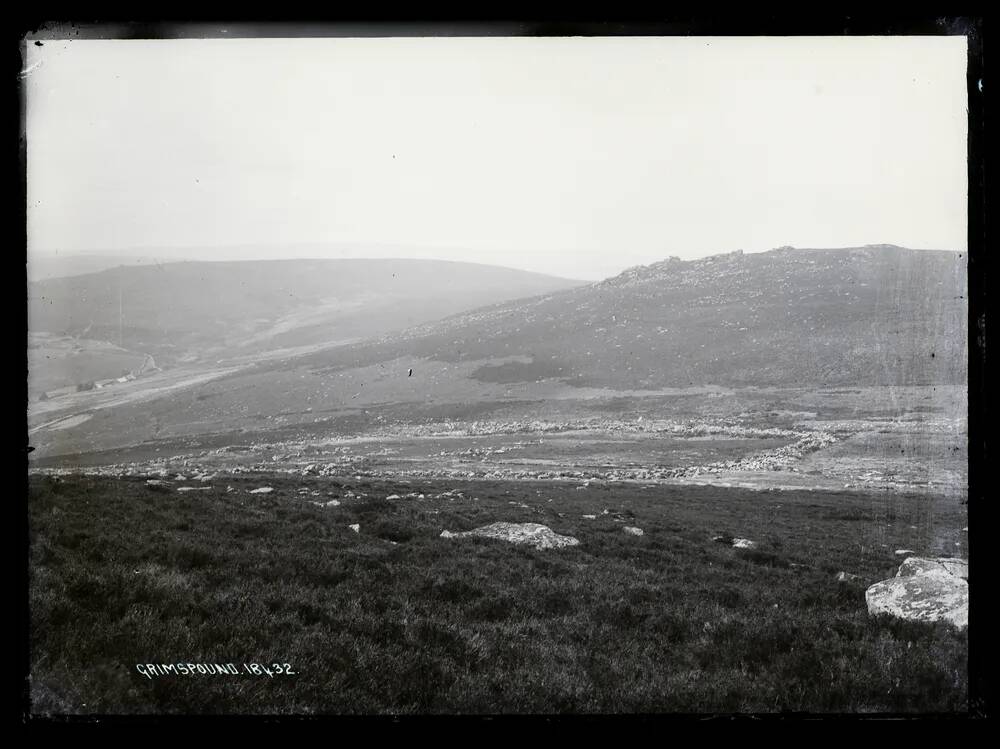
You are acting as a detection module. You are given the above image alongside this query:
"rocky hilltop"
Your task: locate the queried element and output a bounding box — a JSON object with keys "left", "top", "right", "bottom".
{"left": 294, "top": 245, "right": 967, "bottom": 390}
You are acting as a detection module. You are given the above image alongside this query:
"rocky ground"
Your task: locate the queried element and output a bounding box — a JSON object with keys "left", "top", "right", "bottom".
{"left": 30, "top": 407, "right": 966, "bottom": 502}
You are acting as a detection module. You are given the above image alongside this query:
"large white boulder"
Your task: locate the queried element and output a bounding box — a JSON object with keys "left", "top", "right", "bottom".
{"left": 439, "top": 522, "right": 579, "bottom": 550}
{"left": 896, "top": 556, "right": 968, "bottom": 581}
{"left": 866, "top": 556, "right": 969, "bottom": 630}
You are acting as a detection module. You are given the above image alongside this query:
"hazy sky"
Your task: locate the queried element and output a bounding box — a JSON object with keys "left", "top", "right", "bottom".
{"left": 25, "top": 36, "right": 968, "bottom": 280}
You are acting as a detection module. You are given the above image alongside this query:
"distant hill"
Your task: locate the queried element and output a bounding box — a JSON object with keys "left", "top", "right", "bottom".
{"left": 27, "top": 258, "right": 585, "bottom": 368}
{"left": 290, "top": 245, "right": 968, "bottom": 389}
{"left": 26, "top": 252, "right": 199, "bottom": 282}
{"left": 27, "top": 245, "right": 968, "bottom": 459}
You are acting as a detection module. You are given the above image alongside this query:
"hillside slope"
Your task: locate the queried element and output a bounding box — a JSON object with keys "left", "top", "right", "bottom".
{"left": 292, "top": 245, "right": 968, "bottom": 390}
{"left": 28, "top": 246, "right": 967, "bottom": 461}
{"left": 28, "top": 258, "right": 585, "bottom": 369}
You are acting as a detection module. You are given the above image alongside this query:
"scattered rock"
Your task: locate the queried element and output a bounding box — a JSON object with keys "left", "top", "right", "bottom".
{"left": 249, "top": 487, "right": 274, "bottom": 494}
{"left": 349, "top": 524, "right": 360, "bottom": 534}
{"left": 623, "top": 526, "right": 644, "bottom": 536}
{"left": 439, "top": 522, "right": 579, "bottom": 550}
{"left": 866, "top": 556, "right": 969, "bottom": 629}
{"left": 312, "top": 499, "right": 340, "bottom": 508}
{"left": 146, "top": 479, "right": 169, "bottom": 487}
{"left": 835, "top": 571, "right": 861, "bottom": 583}
{"left": 387, "top": 494, "right": 401, "bottom": 500}
{"left": 713, "top": 534, "right": 755, "bottom": 548}
{"left": 177, "top": 486, "right": 211, "bottom": 492}
{"left": 582, "top": 514, "right": 597, "bottom": 520}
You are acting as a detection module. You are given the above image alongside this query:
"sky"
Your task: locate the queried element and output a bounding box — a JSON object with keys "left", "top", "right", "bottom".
{"left": 24, "top": 35, "right": 969, "bottom": 280}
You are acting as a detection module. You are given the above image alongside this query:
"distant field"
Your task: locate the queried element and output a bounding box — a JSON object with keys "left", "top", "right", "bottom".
{"left": 27, "top": 334, "right": 148, "bottom": 398}
{"left": 28, "top": 473, "right": 968, "bottom": 715}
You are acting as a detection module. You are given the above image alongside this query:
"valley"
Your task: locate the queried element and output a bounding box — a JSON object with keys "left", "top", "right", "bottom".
{"left": 25, "top": 246, "right": 973, "bottom": 715}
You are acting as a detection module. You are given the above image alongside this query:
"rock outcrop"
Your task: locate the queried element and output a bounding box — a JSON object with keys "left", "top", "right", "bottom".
{"left": 439, "top": 522, "right": 579, "bottom": 550}
{"left": 866, "top": 556, "right": 969, "bottom": 629}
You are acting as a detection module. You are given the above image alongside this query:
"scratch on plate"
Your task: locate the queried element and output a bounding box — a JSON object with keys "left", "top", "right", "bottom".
{"left": 19, "top": 59, "right": 44, "bottom": 79}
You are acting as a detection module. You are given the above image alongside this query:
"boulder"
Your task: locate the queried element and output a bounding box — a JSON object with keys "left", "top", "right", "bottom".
{"left": 623, "top": 526, "right": 644, "bottom": 536}
{"left": 349, "top": 524, "right": 360, "bottom": 534}
{"left": 896, "top": 556, "right": 968, "bottom": 581}
{"left": 439, "top": 522, "right": 579, "bottom": 550}
{"left": 866, "top": 556, "right": 969, "bottom": 629}
{"left": 713, "top": 534, "right": 755, "bottom": 548}
{"left": 249, "top": 487, "right": 274, "bottom": 494}
{"left": 835, "top": 571, "right": 861, "bottom": 583}
{"left": 894, "top": 549, "right": 916, "bottom": 556}
{"left": 938, "top": 558, "right": 969, "bottom": 579}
